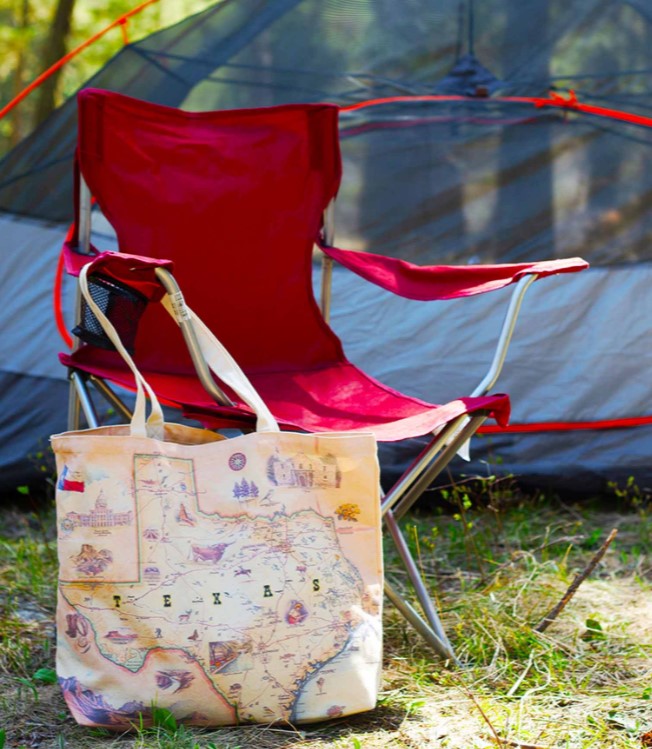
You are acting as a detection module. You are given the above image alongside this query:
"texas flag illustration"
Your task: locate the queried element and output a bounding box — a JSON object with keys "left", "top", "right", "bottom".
{"left": 58, "top": 466, "right": 85, "bottom": 493}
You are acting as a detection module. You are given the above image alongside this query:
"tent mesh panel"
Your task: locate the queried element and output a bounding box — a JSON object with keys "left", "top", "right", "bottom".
{"left": 2, "top": 0, "right": 652, "bottom": 265}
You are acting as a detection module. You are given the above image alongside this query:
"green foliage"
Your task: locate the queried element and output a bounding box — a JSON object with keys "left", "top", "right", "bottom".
{"left": 1, "top": 474, "right": 652, "bottom": 748}
{"left": 32, "top": 666, "right": 57, "bottom": 684}
{"left": 129, "top": 705, "right": 245, "bottom": 749}
{"left": 582, "top": 617, "right": 606, "bottom": 642}
{"left": 384, "top": 480, "right": 652, "bottom": 736}
{"left": 14, "top": 675, "right": 39, "bottom": 701}
{"left": 0, "top": 0, "right": 216, "bottom": 155}
{"left": 608, "top": 477, "right": 651, "bottom": 551}
{"left": 608, "top": 475, "right": 651, "bottom": 508}
{"left": 150, "top": 705, "right": 178, "bottom": 733}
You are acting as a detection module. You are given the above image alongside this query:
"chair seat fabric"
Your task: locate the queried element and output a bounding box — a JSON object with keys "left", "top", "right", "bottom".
{"left": 60, "top": 349, "right": 509, "bottom": 441}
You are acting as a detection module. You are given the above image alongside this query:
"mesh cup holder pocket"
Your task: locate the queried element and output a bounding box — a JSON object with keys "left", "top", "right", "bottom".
{"left": 73, "top": 273, "right": 148, "bottom": 354}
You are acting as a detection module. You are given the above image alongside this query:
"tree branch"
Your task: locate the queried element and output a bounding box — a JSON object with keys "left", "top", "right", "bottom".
{"left": 534, "top": 528, "right": 618, "bottom": 633}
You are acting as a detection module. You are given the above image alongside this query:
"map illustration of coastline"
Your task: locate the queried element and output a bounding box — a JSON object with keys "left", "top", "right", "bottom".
{"left": 57, "top": 447, "right": 382, "bottom": 726}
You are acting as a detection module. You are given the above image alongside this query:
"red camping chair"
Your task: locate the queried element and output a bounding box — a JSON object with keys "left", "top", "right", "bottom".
{"left": 61, "top": 88, "right": 588, "bottom": 662}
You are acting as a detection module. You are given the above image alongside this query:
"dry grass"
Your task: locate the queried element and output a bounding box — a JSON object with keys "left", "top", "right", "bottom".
{"left": 1, "top": 487, "right": 651, "bottom": 749}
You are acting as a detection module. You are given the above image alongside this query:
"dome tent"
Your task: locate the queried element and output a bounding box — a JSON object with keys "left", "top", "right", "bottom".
{"left": 1, "top": 0, "right": 652, "bottom": 494}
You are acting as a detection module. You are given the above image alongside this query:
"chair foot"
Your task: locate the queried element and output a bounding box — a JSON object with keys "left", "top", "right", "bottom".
{"left": 385, "top": 509, "right": 457, "bottom": 654}
{"left": 384, "top": 580, "right": 459, "bottom": 664}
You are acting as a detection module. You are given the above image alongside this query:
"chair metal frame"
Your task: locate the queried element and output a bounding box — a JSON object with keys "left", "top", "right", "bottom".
{"left": 68, "top": 169, "right": 539, "bottom": 664}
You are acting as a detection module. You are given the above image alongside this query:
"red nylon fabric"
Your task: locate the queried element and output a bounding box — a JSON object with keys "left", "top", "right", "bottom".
{"left": 74, "top": 89, "right": 343, "bottom": 374}
{"left": 76, "top": 250, "right": 173, "bottom": 301}
{"left": 60, "top": 347, "right": 510, "bottom": 440}
{"left": 64, "top": 88, "right": 511, "bottom": 440}
{"left": 320, "top": 245, "right": 589, "bottom": 300}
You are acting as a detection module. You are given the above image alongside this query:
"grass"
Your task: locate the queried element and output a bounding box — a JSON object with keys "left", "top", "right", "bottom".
{"left": 1, "top": 477, "right": 651, "bottom": 748}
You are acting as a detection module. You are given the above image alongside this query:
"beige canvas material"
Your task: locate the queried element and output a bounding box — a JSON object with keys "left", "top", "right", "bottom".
{"left": 52, "top": 265, "right": 383, "bottom": 728}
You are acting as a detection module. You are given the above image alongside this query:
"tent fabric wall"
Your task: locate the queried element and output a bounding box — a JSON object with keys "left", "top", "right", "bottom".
{"left": 0, "top": 215, "right": 114, "bottom": 489}
{"left": 1, "top": 0, "right": 651, "bottom": 493}
{"left": 0, "top": 215, "right": 71, "bottom": 487}
{"left": 2, "top": 211, "right": 649, "bottom": 494}
{"left": 328, "top": 264, "right": 652, "bottom": 494}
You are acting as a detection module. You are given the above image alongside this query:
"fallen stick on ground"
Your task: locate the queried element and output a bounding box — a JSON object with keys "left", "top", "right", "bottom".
{"left": 488, "top": 738, "right": 550, "bottom": 749}
{"left": 534, "top": 528, "right": 618, "bottom": 633}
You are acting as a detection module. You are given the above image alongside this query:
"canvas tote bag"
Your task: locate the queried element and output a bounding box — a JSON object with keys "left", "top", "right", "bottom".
{"left": 52, "top": 265, "right": 383, "bottom": 729}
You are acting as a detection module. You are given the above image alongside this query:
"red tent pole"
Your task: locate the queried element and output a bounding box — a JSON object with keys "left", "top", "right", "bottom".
{"left": 0, "top": 0, "right": 160, "bottom": 123}
{"left": 341, "top": 91, "right": 652, "bottom": 130}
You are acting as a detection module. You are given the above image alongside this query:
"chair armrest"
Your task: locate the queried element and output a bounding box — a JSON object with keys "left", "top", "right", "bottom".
{"left": 320, "top": 244, "right": 589, "bottom": 400}
{"left": 319, "top": 243, "right": 589, "bottom": 300}
{"left": 63, "top": 245, "right": 174, "bottom": 302}
{"left": 65, "top": 249, "right": 233, "bottom": 408}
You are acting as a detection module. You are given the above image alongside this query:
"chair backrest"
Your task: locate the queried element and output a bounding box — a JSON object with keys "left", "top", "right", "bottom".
{"left": 76, "top": 89, "right": 344, "bottom": 374}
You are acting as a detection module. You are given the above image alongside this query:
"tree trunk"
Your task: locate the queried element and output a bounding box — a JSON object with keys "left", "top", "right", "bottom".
{"left": 9, "top": 0, "right": 32, "bottom": 147}
{"left": 33, "top": 0, "right": 77, "bottom": 127}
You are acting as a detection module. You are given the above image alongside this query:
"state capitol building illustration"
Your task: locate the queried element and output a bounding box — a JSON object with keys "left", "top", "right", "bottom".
{"left": 64, "top": 492, "right": 133, "bottom": 528}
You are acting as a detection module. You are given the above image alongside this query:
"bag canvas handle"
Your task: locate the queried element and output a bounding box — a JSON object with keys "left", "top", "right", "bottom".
{"left": 79, "top": 264, "right": 165, "bottom": 438}
{"left": 78, "top": 264, "right": 280, "bottom": 436}
{"left": 160, "top": 295, "right": 280, "bottom": 433}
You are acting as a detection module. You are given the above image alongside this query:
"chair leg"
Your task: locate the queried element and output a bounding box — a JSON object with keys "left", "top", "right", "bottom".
{"left": 384, "top": 581, "right": 458, "bottom": 663}
{"left": 381, "top": 414, "right": 489, "bottom": 660}
{"left": 89, "top": 375, "right": 134, "bottom": 420}
{"left": 385, "top": 509, "right": 457, "bottom": 660}
{"left": 382, "top": 414, "right": 488, "bottom": 520}
{"left": 69, "top": 371, "right": 100, "bottom": 429}
{"left": 67, "top": 375, "right": 81, "bottom": 431}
